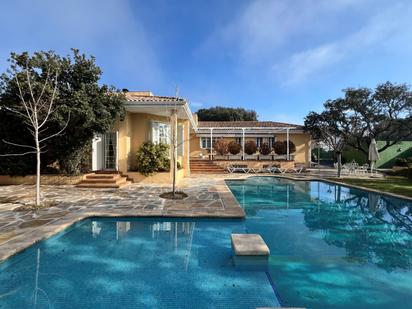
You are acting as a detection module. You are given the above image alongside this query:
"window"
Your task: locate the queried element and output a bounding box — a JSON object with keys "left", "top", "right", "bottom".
{"left": 235, "top": 137, "right": 242, "bottom": 145}
{"left": 256, "top": 137, "right": 263, "bottom": 148}
{"left": 151, "top": 122, "right": 171, "bottom": 144}
{"left": 200, "top": 137, "right": 219, "bottom": 149}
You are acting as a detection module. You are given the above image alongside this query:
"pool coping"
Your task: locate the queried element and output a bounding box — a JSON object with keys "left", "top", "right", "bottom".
{"left": 0, "top": 179, "right": 245, "bottom": 263}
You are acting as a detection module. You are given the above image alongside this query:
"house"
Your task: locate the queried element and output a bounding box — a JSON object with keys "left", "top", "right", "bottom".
{"left": 91, "top": 91, "right": 311, "bottom": 183}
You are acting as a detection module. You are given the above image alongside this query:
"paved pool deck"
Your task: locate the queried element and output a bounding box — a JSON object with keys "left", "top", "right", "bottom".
{"left": 0, "top": 175, "right": 248, "bottom": 262}
{"left": 1, "top": 171, "right": 408, "bottom": 263}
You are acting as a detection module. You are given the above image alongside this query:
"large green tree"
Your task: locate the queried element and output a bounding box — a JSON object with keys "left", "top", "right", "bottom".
{"left": 0, "top": 49, "right": 125, "bottom": 175}
{"left": 305, "top": 82, "right": 412, "bottom": 176}
{"left": 304, "top": 100, "right": 349, "bottom": 177}
{"left": 197, "top": 106, "right": 258, "bottom": 121}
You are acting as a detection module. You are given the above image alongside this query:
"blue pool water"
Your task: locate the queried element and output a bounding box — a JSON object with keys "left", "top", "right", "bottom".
{"left": 0, "top": 177, "right": 411, "bottom": 308}
{"left": 227, "top": 177, "right": 412, "bottom": 309}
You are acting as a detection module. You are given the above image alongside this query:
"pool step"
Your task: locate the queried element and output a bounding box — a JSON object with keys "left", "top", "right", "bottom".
{"left": 76, "top": 173, "right": 132, "bottom": 188}
{"left": 231, "top": 234, "right": 270, "bottom": 256}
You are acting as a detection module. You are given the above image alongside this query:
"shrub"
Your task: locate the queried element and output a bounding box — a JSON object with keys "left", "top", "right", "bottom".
{"left": 273, "top": 140, "right": 296, "bottom": 155}
{"left": 286, "top": 140, "right": 296, "bottom": 153}
{"left": 244, "top": 140, "right": 257, "bottom": 155}
{"left": 259, "top": 143, "right": 271, "bottom": 155}
{"left": 395, "top": 157, "right": 412, "bottom": 167}
{"left": 228, "top": 141, "right": 242, "bottom": 155}
{"left": 274, "top": 141, "right": 286, "bottom": 155}
{"left": 136, "top": 142, "right": 170, "bottom": 176}
{"left": 213, "top": 139, "right": 228, "bottom": 155}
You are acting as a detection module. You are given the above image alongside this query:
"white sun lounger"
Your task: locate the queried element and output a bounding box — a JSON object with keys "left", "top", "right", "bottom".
{"left": 283, "top": 164, "right": 305, "bottom": 174}
{"left": 227, "top": 164, "right": 251, "bottom": 173}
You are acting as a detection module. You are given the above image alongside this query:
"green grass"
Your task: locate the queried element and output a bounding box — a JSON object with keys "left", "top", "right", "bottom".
{"left": 329, "top": 176, "right": 412, "bottom": 198}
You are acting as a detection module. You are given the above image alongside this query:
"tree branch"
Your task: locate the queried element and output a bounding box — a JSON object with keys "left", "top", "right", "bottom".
{"left": 39, "top": 111, "right": 70, "bottom": 144}
{"left": 2, "top": 139, "right": 36, "bottom": 149}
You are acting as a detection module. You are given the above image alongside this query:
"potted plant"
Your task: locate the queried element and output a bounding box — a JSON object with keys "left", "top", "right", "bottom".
{"left": 228, "top": 141, "right": 242, "bottom": 160}
{"left": 273, "top": 140, "right": 286, "bottom": 160}
{"left": 213, "top": 139, "right": 228, "bottom": 160}
{"left": 274, "top": 140, "right": 296, "bottom": 160}
{"left": 244, "top": 140, "right": 258, "bottom": 160}
{"left": 259, "top": 142, "right": 272, "bottom": 160}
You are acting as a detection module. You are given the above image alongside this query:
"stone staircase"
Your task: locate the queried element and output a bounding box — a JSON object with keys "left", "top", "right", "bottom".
{"left": 76, "top": 172, "right": 132, "bottom": 188}
{"left": 190, "top": 159, "right": 226, "bottom": 174}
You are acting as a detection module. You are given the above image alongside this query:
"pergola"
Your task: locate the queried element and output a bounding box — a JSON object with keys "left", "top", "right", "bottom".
{"left": 195, "top": 126, "right": 297, "bottom": 160}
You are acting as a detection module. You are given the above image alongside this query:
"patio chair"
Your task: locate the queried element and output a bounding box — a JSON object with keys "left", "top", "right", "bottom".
{"left": 250, "top": 165, "right": 272, "bottom": 173}
{"left": 227, "top": 164, "right": 251, "bottom": 173}
{"left": 267, "top": 164, "right": 284, "bottom": 174}
{"left": 283, "top": 163, "right": 305, "bottom": 174}
{"left": 357, "top": 163, "right": 369, "bottom": 174}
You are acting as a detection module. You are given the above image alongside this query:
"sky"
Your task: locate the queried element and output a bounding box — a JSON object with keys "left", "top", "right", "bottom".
{"left": 1, "top": 0, "right": 411, "bottom": 124}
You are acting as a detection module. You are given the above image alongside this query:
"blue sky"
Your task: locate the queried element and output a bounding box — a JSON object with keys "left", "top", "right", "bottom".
{"left": 1, "top": 0, "right": 411, "bottom": 124}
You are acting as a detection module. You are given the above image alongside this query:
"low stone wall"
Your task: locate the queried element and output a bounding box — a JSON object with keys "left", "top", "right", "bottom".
{"left": 125, "top": 169, "right": 185, "bottom": 184}
{"left": 0, "top": 174, "right": 84, "bottom": 185}
{"left": 213, "top": 160, "right": 295, "bottom": 170}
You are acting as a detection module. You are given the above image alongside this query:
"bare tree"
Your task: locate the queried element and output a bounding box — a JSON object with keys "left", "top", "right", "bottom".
{"left": 0, "top": 60, "right": 69, "bottom": 206}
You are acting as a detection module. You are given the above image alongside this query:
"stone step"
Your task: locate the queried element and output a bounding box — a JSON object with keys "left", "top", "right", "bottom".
{"left": 86, "top": 174, "right": 120, "bottom": 180}
{"left": 76, "top": 180, "right": 131, "bottom": 188}
{"left": 81, "top": 178, "right": 119, "bottom": 184}
{"left": 77, "top": 173, "right": 130, "bottom": 188}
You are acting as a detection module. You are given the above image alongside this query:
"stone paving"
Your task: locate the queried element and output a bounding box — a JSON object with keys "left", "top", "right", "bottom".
{"left": 0, "top": 170, "right": 403, "bottom": 263}
{"left": 0, "top": 175, "right": 246, "bottom": 262}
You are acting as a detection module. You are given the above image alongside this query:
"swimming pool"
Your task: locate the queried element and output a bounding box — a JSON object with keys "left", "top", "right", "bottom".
{"left": 227, "top": 176, "right": 412, "bottom": 309}
{"left": 0, "top": 177, "right": 411, "bottom": 308}
{"left": 0, "top": 217, "right": 279, "bottom": 308}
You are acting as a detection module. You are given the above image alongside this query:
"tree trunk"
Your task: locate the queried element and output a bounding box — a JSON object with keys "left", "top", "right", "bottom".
{"left": 171, "top": 110, "right": 178, "bottom": 196}
{"left": 337, "top": 152, "right": 342, "bottom": 178}
{"left": 35, "top": 131, "right": 41, "bottom": 206}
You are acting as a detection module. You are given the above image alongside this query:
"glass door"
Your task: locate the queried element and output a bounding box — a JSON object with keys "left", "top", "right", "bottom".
{"left": 103, "top": 132, "right": 118, "bottom": 170}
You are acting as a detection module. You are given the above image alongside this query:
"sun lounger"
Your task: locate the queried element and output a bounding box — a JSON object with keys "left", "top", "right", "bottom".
{"left": 283, "top": 163, "right": 305, "bottom": 174}
{"left": 227, "top": 164, "right": 251, "bottom": 173}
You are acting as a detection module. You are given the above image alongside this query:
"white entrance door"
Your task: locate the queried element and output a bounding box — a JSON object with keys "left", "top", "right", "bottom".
{"left": 92, "top": 132, "right": 118, "bottom": 171}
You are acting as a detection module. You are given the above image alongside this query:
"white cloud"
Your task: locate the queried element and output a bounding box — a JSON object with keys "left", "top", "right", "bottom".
{"left": 201, "top": 0, "right": 412, "bottom": 85}
{"left": 276, "top": 3, "right": 412, "bottom": 84}
{"left": 203, "top": 0, "right": 366, "bottom": 63}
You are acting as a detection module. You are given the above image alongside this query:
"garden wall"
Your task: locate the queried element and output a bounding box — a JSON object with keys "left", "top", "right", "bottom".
{"left": 0, "top": 174, "right": 84, "bottom": 185}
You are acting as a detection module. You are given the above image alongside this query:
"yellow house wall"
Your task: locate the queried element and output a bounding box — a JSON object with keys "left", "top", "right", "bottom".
{"left": 189, "top": 133, "right": 311, "bottom": 166}
{"left": 113, "top": 112, "right": 191, "bottom": 178}
{"left": 276, "top": 133, "right": 311, "bottom": 165}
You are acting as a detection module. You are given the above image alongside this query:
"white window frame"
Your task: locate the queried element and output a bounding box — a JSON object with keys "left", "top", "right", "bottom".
{"left": 200, "top": 137, "right": 219, "bottom": 149}
{"left": 151, "top": 121, "right": 171, "bottom": 145}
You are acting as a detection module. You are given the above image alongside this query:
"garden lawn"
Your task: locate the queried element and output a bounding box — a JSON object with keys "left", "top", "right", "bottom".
{"left": 330, "top": 176, "right": 412, "bottom": 198}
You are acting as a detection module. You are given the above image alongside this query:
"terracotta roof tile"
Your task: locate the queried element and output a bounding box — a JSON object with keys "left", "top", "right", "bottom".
{"left": 197, "top": 121, "right": 301, "bottom": 128}
{"left": 124, "top": 91, "right": 185, "bottom": 103}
